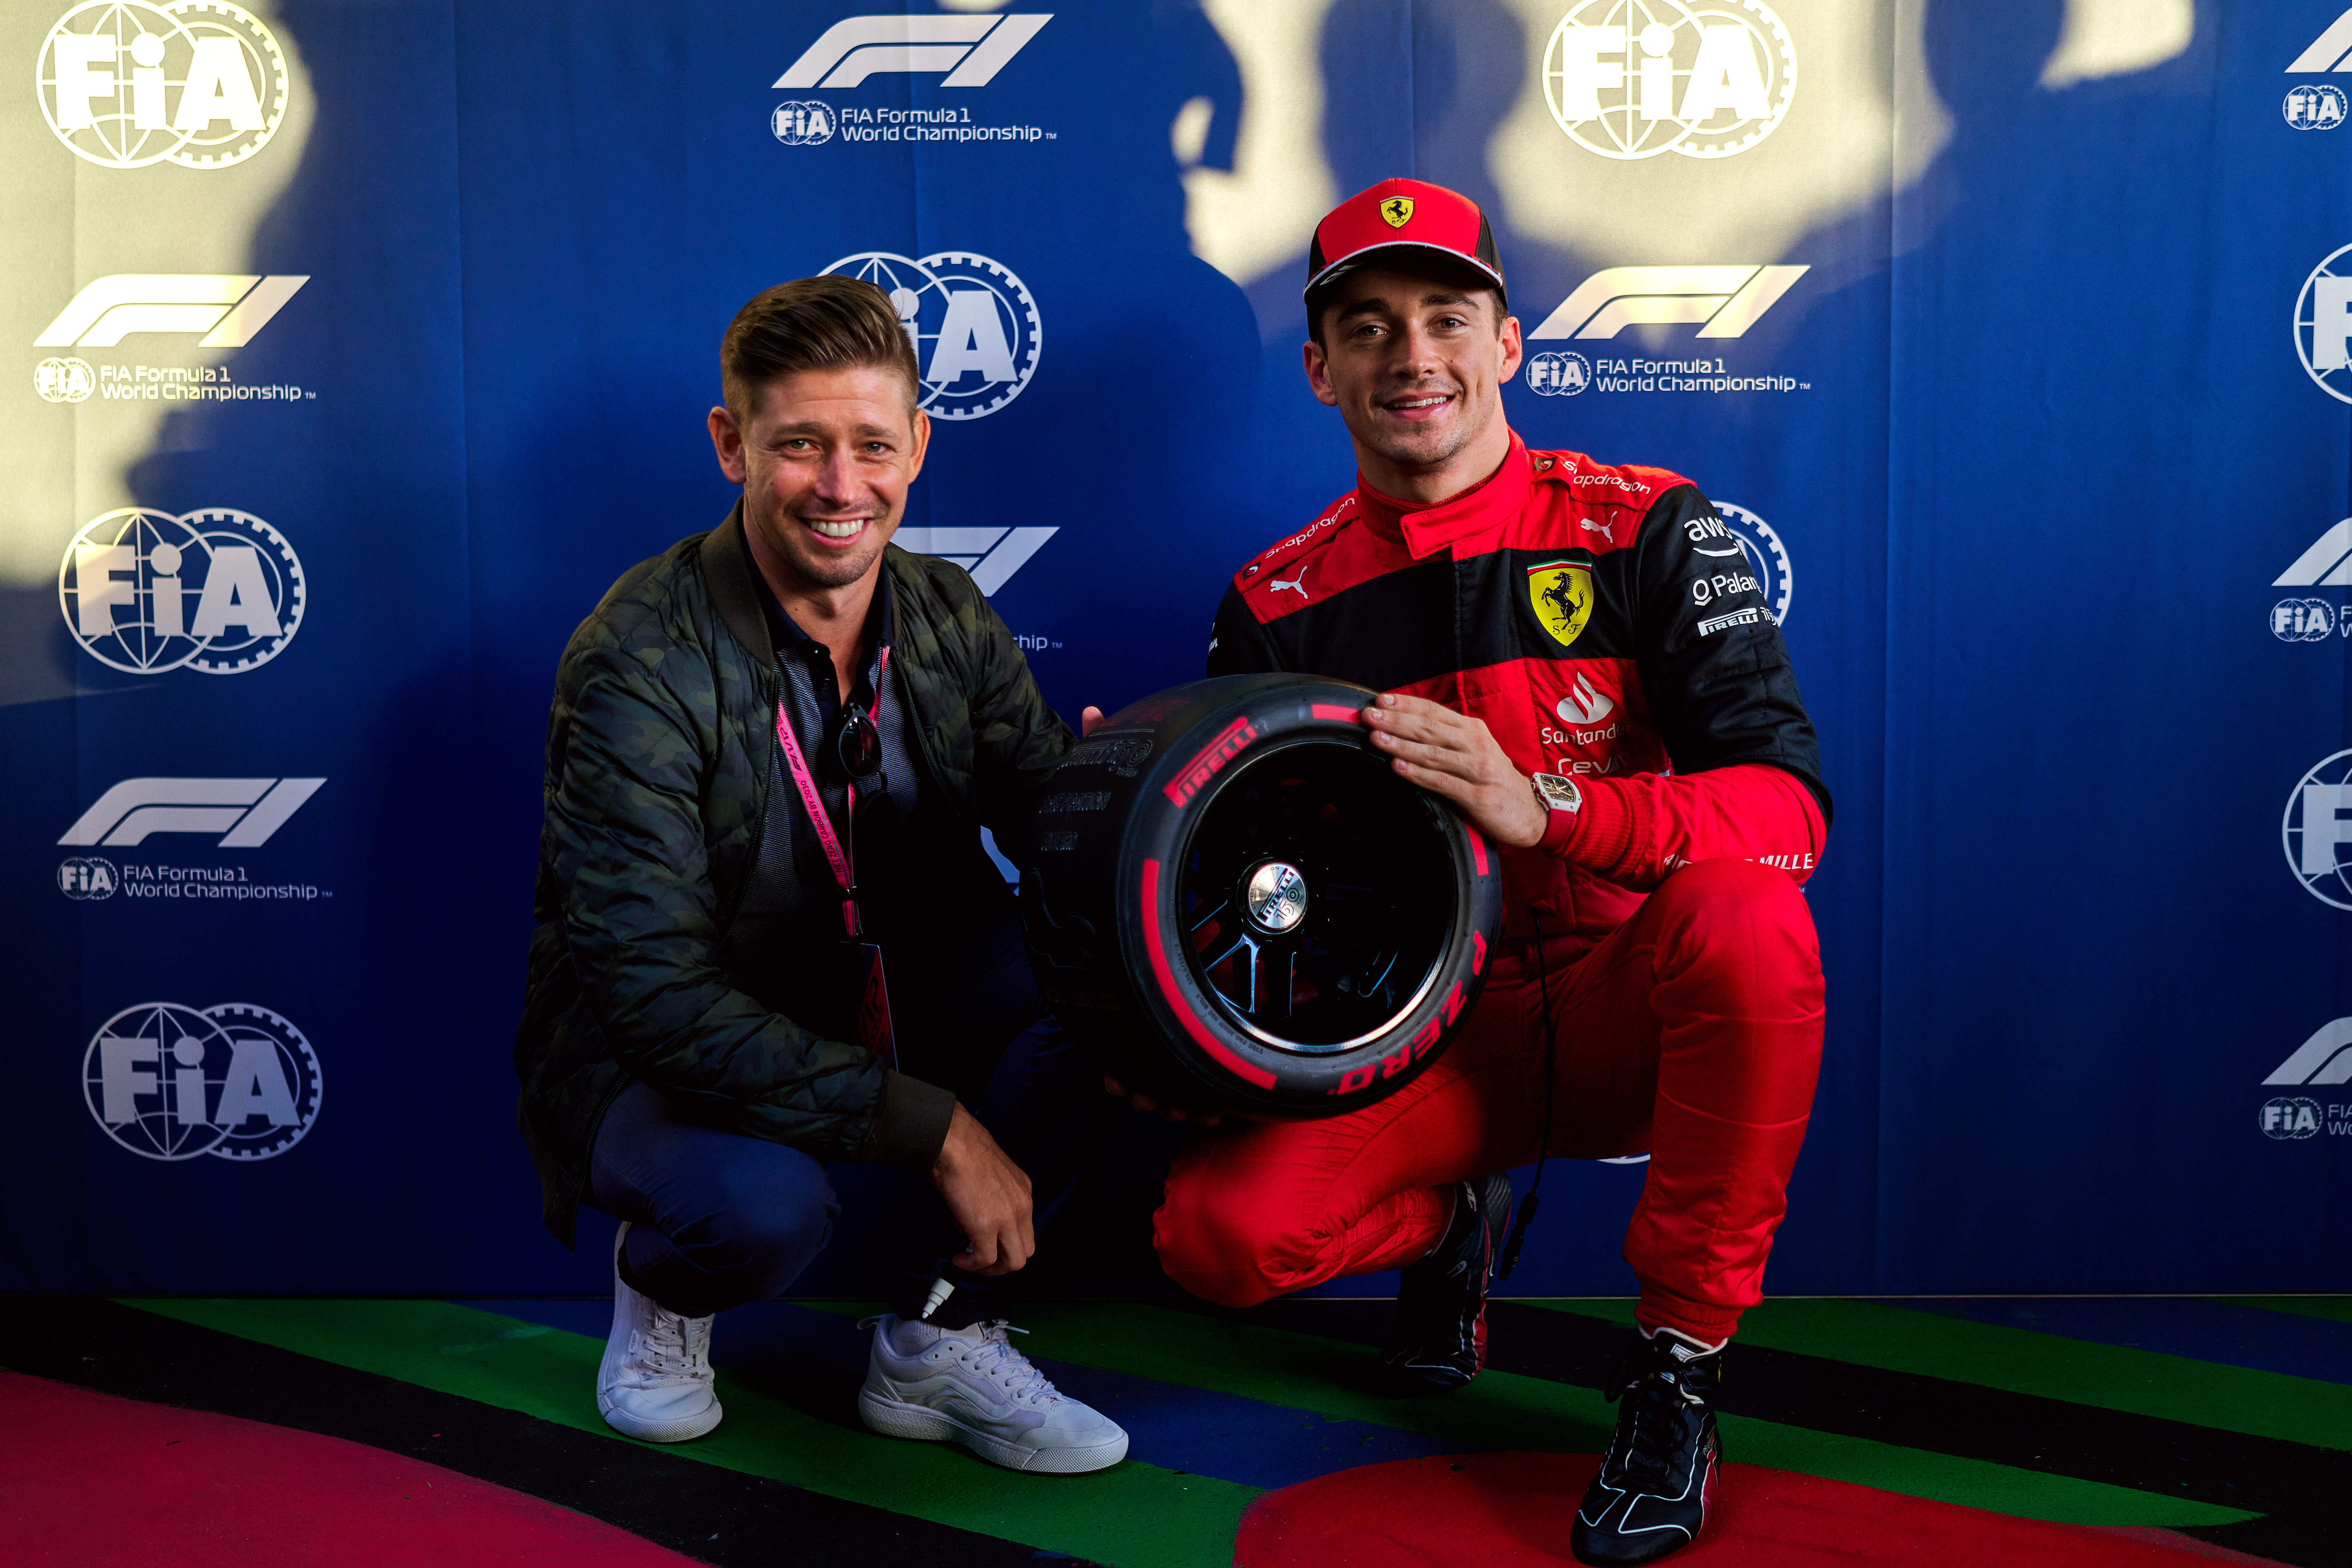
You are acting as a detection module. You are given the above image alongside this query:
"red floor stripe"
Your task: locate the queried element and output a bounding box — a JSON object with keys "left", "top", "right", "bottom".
{"left": 0, "top": 1372, "right": 699, "bottom": 1568}
{"left": 1236, "top": 1451, "right": 2275, "bottom": 1567}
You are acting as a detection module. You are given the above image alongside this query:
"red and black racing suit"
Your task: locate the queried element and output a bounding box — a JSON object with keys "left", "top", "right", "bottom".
{"left": 1152, "top": 432, "right": 1830, "bottom": 1342}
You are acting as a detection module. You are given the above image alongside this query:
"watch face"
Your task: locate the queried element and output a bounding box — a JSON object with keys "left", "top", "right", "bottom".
{"left": 1535, "top": 773, "right": 1581, "bottom": 811}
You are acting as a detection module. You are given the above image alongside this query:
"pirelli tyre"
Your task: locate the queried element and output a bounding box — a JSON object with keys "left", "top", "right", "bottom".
{"left": 1018, "top": 674, "right": 1504, "bottom": 1118}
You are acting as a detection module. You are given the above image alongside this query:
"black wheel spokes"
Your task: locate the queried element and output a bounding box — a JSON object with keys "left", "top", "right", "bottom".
{"left": 1176, "top": 742, "right": 1456, "bottom": 1051}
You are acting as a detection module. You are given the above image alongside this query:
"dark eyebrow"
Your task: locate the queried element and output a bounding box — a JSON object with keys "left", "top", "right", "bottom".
{"left": 1334, "top": 289, "right": 1479, "bottom": 325}
{"left": 768, "top": 420, "right": 900, "bottom": 440}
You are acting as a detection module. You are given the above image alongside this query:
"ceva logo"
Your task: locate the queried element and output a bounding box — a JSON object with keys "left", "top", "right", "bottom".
{"left": 84, "top": 1000, "right": 321, "bottom": 1161}
{"left": 1528, "top": 266, "right": 1809, "bottom": 341}
{"left": 37, "top": 1, "right": 289, "bottom": 169}
{"left": 776, "top": 14, "right": 1051, "bottom": 89}
{"left": 820, "top": 250, "right": 1041, "bottom": 420}
{"left": 893, "top": 528, "right": 1056, "bottom": 595}
{"left": 37, "top": 274, "right": 308, "bottom": 349}
{"left": 61, "top": 777, "right": 323, "bottom": 848}
{"left": 1542, "top": 0, "right": 1795, "bottom": 160}
{"left": 2288, "top": 9, "right": 2352, "bottom": 71}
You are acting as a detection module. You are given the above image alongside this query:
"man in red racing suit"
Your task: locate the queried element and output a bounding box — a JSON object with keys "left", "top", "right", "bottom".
{"left": 1143, "top": 179, "right": 1829, "bottom": 1566}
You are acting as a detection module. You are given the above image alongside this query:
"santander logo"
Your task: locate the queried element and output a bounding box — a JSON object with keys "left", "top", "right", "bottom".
{"left": 1557, "top": 672, "right": 1617, "bottom": 727}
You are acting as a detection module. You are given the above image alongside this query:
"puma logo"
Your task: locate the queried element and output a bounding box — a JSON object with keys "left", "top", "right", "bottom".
{"left": 1270, "top": 569, "right": 1309, "bottom": 600}
{"left": 1581, "top": 519, "right": 1615, "bottom": 544}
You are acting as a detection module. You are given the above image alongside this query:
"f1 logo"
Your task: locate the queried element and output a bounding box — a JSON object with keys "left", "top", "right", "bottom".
{"left": 38, "top": 275, "right": 308, "bottom": 348}
{"left": 60, "top": 777, "right": 324, "bottom": 848}
{"left": 2288, "top": 9, "right": 2352, "bottom": 71}
{"left": 775, "top": 14, "right": 1051, "bottom": 89}
{"left": 1528, "top": 266, "right": 1809, "bottom": 341}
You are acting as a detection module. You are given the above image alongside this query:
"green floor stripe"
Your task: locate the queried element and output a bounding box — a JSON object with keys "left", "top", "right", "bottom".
{"left": 122, "top": 1299, "right": 1252, "bottom": 1568}
{"left": 1530, "top": 1299, "right": 2352, "bottom": 1452}
{"left": 802, "top": 1301, "right": 2253, "bottom": 1530}
{"left": 2220, "top": 1296, "right": 2352, "bottom": 1328}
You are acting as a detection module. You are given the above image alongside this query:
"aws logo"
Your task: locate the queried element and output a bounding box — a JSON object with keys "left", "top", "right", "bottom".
{"left": 37, "top": 1, "right": 289, "bottom": 169}
{"left": 1542, "top": 0, "right": 1795, "bottom": 161}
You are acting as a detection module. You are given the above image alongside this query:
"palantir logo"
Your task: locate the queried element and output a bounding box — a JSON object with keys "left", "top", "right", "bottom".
{"left": 37, "top": 274, "right": 308, "bottom": 348}
{"left": 61, "top": 776, "right": 323, "bottom": 848}
{"left": 59, "top": 507, "right": 305, "bottom": 675}
{"left": 775, "top": 14, "right": 1051, "bottom": 89}
{"left": 1529, "top": 266, "right": 1809, "bottom": 342}
{"left": 2296, "top": 244, "right": 2352, "bottom": 404}
{"left": 37, "top": 1, "right": 289, "bottom": 170}
{"left": 1716, "top": 502, "right": 1791, "bottom": 625}
{"left": 1543, "top": 0, "right": 1795, "bottom": 161}
{"left": 821, "top": 251, "right": 1041, "bottom": 420}
{"left": 84, "top": 1000, "right": 322, "bottom": 1161}
{"left": 2283, "top": 749, "right": 2352, "bottom": 909}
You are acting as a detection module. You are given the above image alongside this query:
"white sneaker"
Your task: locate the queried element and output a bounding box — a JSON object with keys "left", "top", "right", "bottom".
{"left": 596, "top": 1221, "right": 722, "bottom": 1442}
{"left": 856, "top": 1312, "right": 1129, "bottom": 1474}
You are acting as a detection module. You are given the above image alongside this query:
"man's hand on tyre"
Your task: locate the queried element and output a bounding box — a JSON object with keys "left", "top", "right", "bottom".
{"left": 1361, "top": 692, "right": 1548, "bottom": 849}
{"left": 932, "top": 1102, "right": 1035, "bottom": 1275}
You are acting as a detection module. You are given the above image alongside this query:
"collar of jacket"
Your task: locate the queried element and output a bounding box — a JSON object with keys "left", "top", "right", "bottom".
{"left": 1352, "top": 429, "right": 1533, "bottom": 560}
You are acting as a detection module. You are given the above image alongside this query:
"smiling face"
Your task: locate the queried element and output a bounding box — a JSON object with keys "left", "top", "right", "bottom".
{"left": 707, "top": 365, "right": 929, "bottom": 597}
{"left": 1304, "top": 266, "right": 1523, "bottom": 502}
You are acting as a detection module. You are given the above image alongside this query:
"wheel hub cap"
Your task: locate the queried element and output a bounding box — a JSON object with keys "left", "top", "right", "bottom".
{"left": 1243, "top": 860, "right": 1309, "bottom": 935}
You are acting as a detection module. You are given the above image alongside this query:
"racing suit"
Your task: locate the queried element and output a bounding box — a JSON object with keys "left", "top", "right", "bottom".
{"left": 1153, "top": 432, "right": 1829, "bottom": 1342}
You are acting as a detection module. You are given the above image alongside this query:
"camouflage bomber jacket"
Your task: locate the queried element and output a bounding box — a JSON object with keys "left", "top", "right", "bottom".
{"left": 516, "top": 504, "right": 1074, "bottom": 1248}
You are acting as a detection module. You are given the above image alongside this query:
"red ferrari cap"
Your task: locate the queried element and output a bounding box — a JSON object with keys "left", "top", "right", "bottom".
{"left": 1305, "top": 178, "right": 1505, "bottom": 307}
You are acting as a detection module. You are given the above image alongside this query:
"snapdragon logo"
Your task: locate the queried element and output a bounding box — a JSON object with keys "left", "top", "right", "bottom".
{"left": 37, "top": 1, "right": 289, "bottom": 169}
{"left": 1542, "top": 0, "right": 1795, "bottom": 161}
{"left": 775, "top": 14, "right": 1051, "bottom": 89}
{"left": 2296, "top": 243, "right": 2352, "bottom": 404}
{"left": 84, "top": 1000, "right": 322, "bottom": 1160}
{"left": 894, "top": 528, "right": 1056, "bottom": 595}
{"left": 821, "top": 251, "right": 1040, "bottom": 420}
{"left": 59, "top": 506, "right": 305, "bottom": 674}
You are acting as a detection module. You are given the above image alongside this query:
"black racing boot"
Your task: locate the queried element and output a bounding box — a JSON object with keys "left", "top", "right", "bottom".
{"left": 1377, "top": 1174, "right": 1514, "bottom": 1395}
{"left": 1570, "top": 1327, "right": 1725, "bottom": 1565}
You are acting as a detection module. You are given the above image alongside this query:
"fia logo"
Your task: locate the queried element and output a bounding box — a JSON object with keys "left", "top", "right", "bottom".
{"left": 2274, "top": 599, "right": 2336, "bottom": 640}
{"left": 1542, "top": 0, "right": 1795, "bottom": 161}
{"left": 84, "top": 1000, "right": 323, "bottom": 1161}
{"left": 37, "top": 1, "right": 289, "bottom": 170}
{"left": 1714, "top": 502, "right": 1792, "bottom": 626}
{"left": 36, "top": 357, "right": 95, "bottom": 403}
{"left": 821, "top": 251, "right": 1041, "bottom": 421}
{"left": 2261, "top": 1097, "right": 2323, "bottom": 1139}
{"left": 58, "top": 507, "right": 305, "bottom": 675}
{"left": 37, "top": 274, "right": 308, "bottom": 349}
{"left": 772, "top": 101, "right": 835, "bottom": 146}
{"left": 60, "top": 857, "right": 119, "bottom": 899}
{"left": 776, "top": 14, "right": 1050, "bottom": 90}
{"left": 2286, "top": 83, "right": 2346, "bottom": 130}
{"left": 1526, "top": 350, "right": 1592, "bottom": 396}
{"left": 2284, "top": 749, "right": 2352, "bottom": 909}
{"left": 1530, "top": 266, "right": 1809, "bottom": 342}
{"left": 2296, "top": 244, "right": 2352, "bottom": 404}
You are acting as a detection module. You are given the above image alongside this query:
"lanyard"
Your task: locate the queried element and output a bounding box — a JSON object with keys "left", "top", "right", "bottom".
{"left": 773, "top": 645, "right": 890, "bottom": 937}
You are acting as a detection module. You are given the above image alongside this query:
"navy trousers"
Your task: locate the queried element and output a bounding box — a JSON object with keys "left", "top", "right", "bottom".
{"left": 585, "top": 904, "right": 1116, "bottom": 1319}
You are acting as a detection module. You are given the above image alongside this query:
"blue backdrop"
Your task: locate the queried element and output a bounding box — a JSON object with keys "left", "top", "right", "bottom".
{"left": 4, "top": 0, "right": 2348, "bottom": 1298}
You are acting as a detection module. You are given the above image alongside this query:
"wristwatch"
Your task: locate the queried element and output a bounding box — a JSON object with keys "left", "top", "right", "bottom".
{"left": 1531, "top": 771, "right": 1583, "bottom": 815}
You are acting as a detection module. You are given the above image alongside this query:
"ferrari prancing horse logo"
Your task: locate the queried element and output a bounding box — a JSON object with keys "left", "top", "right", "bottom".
{"left": 1528, "top": 554, "right": 1595, "bottom": 647}
{"left": 1380, "top": 196, "right": 1414, "bottom": 227}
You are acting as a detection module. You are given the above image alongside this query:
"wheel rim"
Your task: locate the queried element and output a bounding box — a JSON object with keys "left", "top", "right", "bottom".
{"left": 1175, "top": 738, "right": 1459, "bottom": 1054}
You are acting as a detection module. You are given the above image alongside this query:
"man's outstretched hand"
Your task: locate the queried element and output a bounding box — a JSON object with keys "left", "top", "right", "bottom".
{"left": 1361, "top": 692, "right": 1547, "bottom": 849}
{"left": 932, "top": 1102, "right": 1034, "bottom": 1275}
{"left": 1082, "top": 705, "right": 1105, "bottom": 737}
